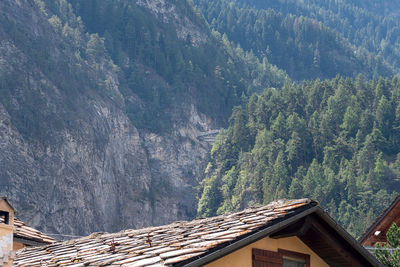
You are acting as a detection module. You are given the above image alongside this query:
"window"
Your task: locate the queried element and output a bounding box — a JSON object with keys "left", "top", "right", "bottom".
{"left": 283, "top": 258, "right": 306, "bottom": 267}
{"left": 0, "top": 211, "right": 10, "bottom": 225}
{"left": 252, "top": 248, "right": 310, "bottom": 267}
{"left": 280, "top": 249, "right": 310, "bottom": 267}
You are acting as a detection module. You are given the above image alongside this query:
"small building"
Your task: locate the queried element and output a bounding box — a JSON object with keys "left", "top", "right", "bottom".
{"left": 13, "top": 198, "right": 381, "bottom": 266}
{"left": 360, "top": 194, "right": 400, "bottom": 247}
{"left": 0, "top": 197, "right": 55, "bottom": 266}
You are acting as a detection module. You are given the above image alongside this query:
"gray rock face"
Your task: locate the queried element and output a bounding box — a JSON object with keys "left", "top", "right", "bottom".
{"left": 1, "top": 98, "right": 212, "bottom": 236}
{"left": 0, "top": 0, "right": 215, "bottom": 237}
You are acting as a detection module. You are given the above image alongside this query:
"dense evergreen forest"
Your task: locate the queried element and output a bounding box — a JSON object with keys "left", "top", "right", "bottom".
{"left": 194, "top": 0, "right": 398, "bottom": 80}
{"left": 198, "top": 76, "right": 400, "bottom": 237}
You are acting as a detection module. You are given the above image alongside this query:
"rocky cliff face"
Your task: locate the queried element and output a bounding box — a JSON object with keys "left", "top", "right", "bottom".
{"left": 1, "top": 100, "right": 212, "bottom": 236}
{"left": 0, "top": 0, "right": 217, "bottom": 236}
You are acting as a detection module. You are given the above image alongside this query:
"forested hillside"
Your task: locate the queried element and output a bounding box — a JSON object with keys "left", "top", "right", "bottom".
{"left": 2, "top": 0, "right": 400, "bottom": 239}
{"left": 0, "top": 0, "right": 287, "bottom": 236}
{"left": 198, "top": 76, "right": 400, "bottom": 236}
{"left": 194, "top": 0, "right": 397, "bottom": 80}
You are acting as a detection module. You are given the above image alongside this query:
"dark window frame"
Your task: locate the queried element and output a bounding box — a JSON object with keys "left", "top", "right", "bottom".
{"left": 0, "top": 210, "right": 10, "bottom": 225}
{"left": 279, "top": 249, "right": 310, "bottom": 267}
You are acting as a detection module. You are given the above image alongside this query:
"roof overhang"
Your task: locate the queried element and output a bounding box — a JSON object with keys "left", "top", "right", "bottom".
{"left": 14, "top": 237, "right": 50, "bottom": 247}
{"left": 178, "top": 205, "right": 382, "bottom": 267}
{"left": 359, "top": 194, "right": 400, "bottom": 246}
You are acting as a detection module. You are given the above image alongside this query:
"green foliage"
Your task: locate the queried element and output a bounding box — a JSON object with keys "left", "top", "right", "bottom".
{"left": 375, "top": 223, "right": 400, "bottom": 267}
{"left": 198, "top": 76, "right": 400, "bottom": 236}
{"left": 194, "top": 0, "right": 396, "bottom": 80}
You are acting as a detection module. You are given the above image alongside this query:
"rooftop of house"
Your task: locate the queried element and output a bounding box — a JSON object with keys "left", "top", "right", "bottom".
{"left": 13, "top": 198, "right": 379, "bottom": 267}
{"left": 0, "top": 216, "right": 56, "bottom": 245}
{"left": 13, "top": 217, "right": 56, "bottom": 245}
{"left": 0, "top": 196, "right": 55, "bottom": 246}
{"left": 359, "top": 193, "right": 400, "bottom": 246}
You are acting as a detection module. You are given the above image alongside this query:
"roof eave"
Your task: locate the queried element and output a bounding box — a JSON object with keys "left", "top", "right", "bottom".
{"left": 314, "top": 207, "right": 383, "bottom": 267}
{"left": 359, "top": 194, "right": 400, "bottom": 244}
{"left": 180, "top": 205, "right": 382, "bottom": 267}
{"left": 13, "top": 237, "right": 52, "bottom": 247}
{"left": 180, "top": 204, "right": 318, "bottom": 267}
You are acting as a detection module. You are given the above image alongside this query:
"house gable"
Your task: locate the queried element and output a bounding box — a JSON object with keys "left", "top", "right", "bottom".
{"left": 0, "top": 197, "right": 16, "bottom": 214}
{"left": 204, "top": 236, "right": 328, "bottom": 267}
{"left": 360, "top": 194, "right": 400, "bottom": 246}
{"left": 188, "top": 212, "right": 378, "bottom": 267}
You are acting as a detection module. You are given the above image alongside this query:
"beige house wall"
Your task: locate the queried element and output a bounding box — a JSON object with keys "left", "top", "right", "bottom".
{"left": 0, "top": 199, "right": 15, "bottom": 266}
{"left": 204, "top": 236, "right": 329, "bottom": 267}
{"left": 0, "top": 224, "right": 14, "bottom": 267}
{"left": 0, "top": 224, "right": 13, "bottom": 251}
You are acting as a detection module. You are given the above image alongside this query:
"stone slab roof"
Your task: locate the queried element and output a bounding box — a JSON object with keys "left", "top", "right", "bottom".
{"left": 13, "top": 199, "right": 312, "bottom": 266}
{"left": 13, "top": 217, "right": 56, "bottom": 245}
{"left": 0, "top": 217, "right": 56, "bottom": 245}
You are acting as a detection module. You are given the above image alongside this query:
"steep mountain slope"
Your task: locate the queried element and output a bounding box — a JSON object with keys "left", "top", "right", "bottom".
{"left": 194, "top": 0, "right": 397, "bottom": 80}
{"left": 0, "top": 0, "right": 286, "bottom": 236}
{"left": 2, "top": 0, "right": 398, "bottom": 239}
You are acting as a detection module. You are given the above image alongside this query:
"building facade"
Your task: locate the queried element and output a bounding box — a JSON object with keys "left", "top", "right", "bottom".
{"left": 0, "top": 197, "right": 55, "bottom": 266}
